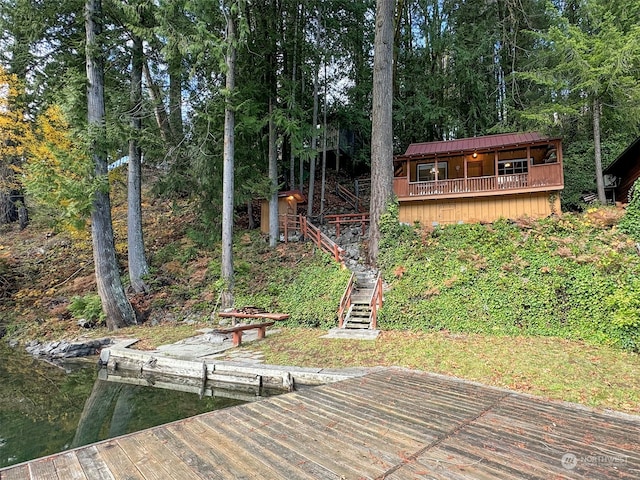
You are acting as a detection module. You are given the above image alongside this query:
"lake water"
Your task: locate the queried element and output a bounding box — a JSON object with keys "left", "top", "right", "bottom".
{"left": 0, "top": 343, "right": 245, "bottom": 468}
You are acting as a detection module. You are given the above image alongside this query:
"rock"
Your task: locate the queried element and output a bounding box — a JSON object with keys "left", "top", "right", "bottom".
{"left": 77, "top": 318, "right": 95, "bottom": 328}
{"left": 25, "top": 337, "right": 112, "bottom": 360}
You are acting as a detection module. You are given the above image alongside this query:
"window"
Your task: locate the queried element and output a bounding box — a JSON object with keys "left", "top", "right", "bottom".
{"left": 417, "top": 162, "right": 448, "bottom": 181}
{"left": 498, "top": 159, "right": 528, "bottom": 175}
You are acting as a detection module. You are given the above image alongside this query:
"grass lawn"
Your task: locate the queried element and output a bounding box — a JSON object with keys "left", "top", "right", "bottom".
{"left": 225, "top": 327, "right": 640, "bottom": 415}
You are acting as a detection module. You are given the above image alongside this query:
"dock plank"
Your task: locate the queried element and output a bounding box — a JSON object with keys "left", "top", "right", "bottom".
{"left": 182, "top": 416, "right": 271, "bottom": 480}
{"left": 244, "top": 396, "right": 392, "bottom": 476}
{"left": 116, "top": 430, "right": 202, "bottom": 480}
{"left": 27, "top": 459, "right": 59, "bottom": 480}
{"left": 198, "top": 411, "right": 320, "bottom": 480}
{"left": 52, "top": 452, "right": 87, "bottom": 480}
{"left": 0, "top": 464, "right": 29, "bottom": 480}
{"left": 224, "top": 407, "right": 342, "bottom": 479}
{"left": 164, "top": 421, "right": 241, "bottom": 480}
{"left": 237, "top": 400, "right": 377, "bottom": 478}
{"left": 75, "top": 446, "right": 115, "bottom": 480}
{"left": 95, "top": 441, "right": 144, "bottom": 480}
{"left": 1, "top": 368, "right": 638, "bottom": 480}
{"left": 151, "top": 428, "right": 225, "bottom": 480}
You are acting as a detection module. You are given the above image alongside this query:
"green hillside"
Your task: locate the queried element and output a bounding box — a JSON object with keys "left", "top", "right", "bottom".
{"left": 377, "top": 204, "right": 640, "bottom": 352}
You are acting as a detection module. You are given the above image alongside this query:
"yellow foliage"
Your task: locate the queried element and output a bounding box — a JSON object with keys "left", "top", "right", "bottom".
{"left": 22, "top": 104, "right": 96, "bottom": 234}
{"left": 0, "top": 66, "right": 29, "bottom": 189}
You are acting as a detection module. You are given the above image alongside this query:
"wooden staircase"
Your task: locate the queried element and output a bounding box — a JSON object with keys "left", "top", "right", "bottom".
{"left": 338, "top": 271, "right": 383, "bottom": 330}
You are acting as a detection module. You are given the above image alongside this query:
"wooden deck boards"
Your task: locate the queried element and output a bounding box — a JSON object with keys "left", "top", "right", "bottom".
{"left": 2, "top": 368, "right": 638, "bottom": 479}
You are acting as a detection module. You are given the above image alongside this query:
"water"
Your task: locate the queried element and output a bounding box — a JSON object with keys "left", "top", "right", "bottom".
{"left": 0, "top": 343, "right": 245, "bottom": 468}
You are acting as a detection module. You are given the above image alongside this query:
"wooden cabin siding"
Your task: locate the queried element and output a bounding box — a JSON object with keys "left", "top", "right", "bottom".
{"left": 399, "top": 192, "right": 560, "bottom": 225}
{"left": 616, "top": 161, "right": 640, "bottom": 202}
{"left": 260, "top": 197, "right": 299, "bottom": 233}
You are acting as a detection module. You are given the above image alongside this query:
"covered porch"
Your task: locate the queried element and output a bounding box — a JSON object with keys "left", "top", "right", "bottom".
{"left": 393, "top": 132, "right": 564, "bottom": 201}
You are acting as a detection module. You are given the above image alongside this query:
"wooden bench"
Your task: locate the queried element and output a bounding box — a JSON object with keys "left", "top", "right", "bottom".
{"left": 215, "top": 311, "right": 289, "bottom": 346}
{"left": 214, "top": 321, "right": 275, "bottom": 347}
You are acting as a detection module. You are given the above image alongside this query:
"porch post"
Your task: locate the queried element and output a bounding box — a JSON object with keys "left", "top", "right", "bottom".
{"left": 526, "top": 145, "right": 531, "bottom": 187}
{"left": 464, "top": 156, "right": 468, "bottom": 191}
{"left": 434, "top": 157, "right": 438, "bottom": 186}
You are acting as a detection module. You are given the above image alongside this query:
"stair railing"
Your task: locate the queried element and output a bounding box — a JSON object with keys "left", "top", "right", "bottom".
{"left": 300, "top": 215, "right": 345, "bottom": 263}
{"left": 369, "top": 274, "right": 383, "bottom": 329}
{"left": 325, "top": 212, "right": 370, "bottom": 237}
{"left": 279, "top": 214, "right": 301, "bottom": 243}
{"left": 337, "top": 272, "right": 355, "bottom": 328}
{"left": 335, "top": 183, "right": 360, "bottom": 211}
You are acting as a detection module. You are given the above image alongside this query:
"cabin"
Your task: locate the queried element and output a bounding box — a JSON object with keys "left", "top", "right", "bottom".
{"left": 393, "top": 132, "right": 564, "bottom": 225}
{"left": 602, "top": 136, "right": 640, "bottom": 204}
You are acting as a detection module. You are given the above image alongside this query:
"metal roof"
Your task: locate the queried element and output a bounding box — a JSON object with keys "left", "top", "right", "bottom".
{"left": 603, "top": 136, "right": 640, "bottom": 176}
{"left": 400, "top": 132, "right": 553, "bottom": 158}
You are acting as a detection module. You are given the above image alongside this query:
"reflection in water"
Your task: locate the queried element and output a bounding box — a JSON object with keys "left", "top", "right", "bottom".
{"left": 71, "top": 368, "right": 283, "bottom": 449}
{"left": 0, "top": 344, "right": 249, "bottom": 468}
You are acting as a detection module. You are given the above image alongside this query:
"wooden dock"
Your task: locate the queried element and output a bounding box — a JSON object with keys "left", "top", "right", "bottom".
{"left": 2, "top": 368, "right": 638, "bottom": 479}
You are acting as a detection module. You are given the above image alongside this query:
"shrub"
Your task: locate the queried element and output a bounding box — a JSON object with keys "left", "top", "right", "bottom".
{"left": 377, "top": 214, "right": 640, "bottom": 352}
{"left": 68, "top": 294, "right": 105, "bottom": 324}
{"left": 618, "top": 179, "right": 640, "bottom": 241}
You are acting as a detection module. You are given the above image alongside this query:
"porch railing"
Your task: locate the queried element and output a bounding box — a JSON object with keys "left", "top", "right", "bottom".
{"left": 393, "top": 163, "right": 563, "bottom": 199}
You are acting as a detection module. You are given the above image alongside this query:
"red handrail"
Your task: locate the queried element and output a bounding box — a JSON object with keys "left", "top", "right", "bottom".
{"left": 337, "top": 272, "right": 355, "bottom": 328}
{"left": 336, "top": 183, "right": 360, "bottom": 211}
{"left": 325, "top": 213, "right": 370, "bottom": 237}
{"left": 369, "top": 275, "right": 383, "bottom": 330}
{"left": 300, "top": 215, "right": 344, "bottom": 263}
{"left": 279, "top": 214, "right": 301, "bottom": 243}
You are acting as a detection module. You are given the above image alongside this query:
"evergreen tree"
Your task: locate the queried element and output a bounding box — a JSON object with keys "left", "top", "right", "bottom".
{"left": 85, "top": 0, "right": 136, "bottom": 329}
{"left": 521, "top": 0, "right": 640, "bottom": 203}
{"left": 369, "top": 0, "right": 395, "bottom": 265}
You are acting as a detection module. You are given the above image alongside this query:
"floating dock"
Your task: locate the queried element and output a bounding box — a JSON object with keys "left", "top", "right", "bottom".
{"left": 99, "top": 341, "right": 369, "bottom": 393}
{"left": 1, "top": 368, "right": 638, "bottom": 479}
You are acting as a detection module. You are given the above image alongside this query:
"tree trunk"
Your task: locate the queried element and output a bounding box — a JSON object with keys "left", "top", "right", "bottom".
{"left": 268, "top": 98, "right": 279, "bottom": 247}
{"left": 221, "top": 5, "right": 236, "bottom": 308}
{"left": 168, "top": 49, "right": 183, "bottom": 140}
{"left": 289, "top": 3, "right": 300, "bottom": 191}
{"left": 85, "top": 0, "right": 136, "bottom": 330}
{"left": 143, "top": 60, "right": 173, "bottom": 148}
{"left": 593, "top": 97, "right": 606, "bottom": 204}
{"left": 320, "top": 53, "right": 327, "bottom": 216}
{"left": 368, "top": 0, "right": 395, "bottom": 265}
{"left": 128, "top": 33, "right": 149, "bottom": 294}
{"left": 306, "top": 64, "right": 320, "bottom": 218}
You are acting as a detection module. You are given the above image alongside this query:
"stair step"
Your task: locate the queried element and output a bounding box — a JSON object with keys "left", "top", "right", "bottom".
{"left": 351, "top": 296, "right": 372, "bottom": 303}
{"left": 345, "top": 318, "right": 371, "bottom": 326}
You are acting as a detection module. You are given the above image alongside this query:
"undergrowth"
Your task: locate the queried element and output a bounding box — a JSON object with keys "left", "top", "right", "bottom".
{"left": 378, "top": 202, "right": 640, "bottom": 352}
{"left": 232, "top": 232, "right": 351, "bottom": 327}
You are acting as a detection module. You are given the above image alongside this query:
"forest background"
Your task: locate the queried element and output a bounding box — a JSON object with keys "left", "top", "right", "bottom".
{"left": 1, "top": 0, "right": 640, "bottom": 330}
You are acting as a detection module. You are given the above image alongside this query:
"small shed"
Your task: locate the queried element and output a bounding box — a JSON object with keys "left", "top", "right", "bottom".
{"left": 260, "top": 190, "right": 305, "bottom": 234}
{"left": 603, "top": 136, "right": 640, "bottom": 203}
